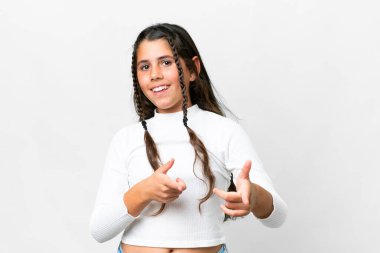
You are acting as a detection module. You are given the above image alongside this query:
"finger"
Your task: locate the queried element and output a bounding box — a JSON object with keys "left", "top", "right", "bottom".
{"left": 162, "top": 181, "right": 186, "bottom": 194}
{"left": 163, "top": 187, "right": 182, "bottom": 195}
{"left": 161, "top": 195, "right": 179, "bottom": 203}
{"left": 213, "top": 188, "right": 242, "bottom": 203}
{"left": 157, "top": 189, "right": 181, "bottom": 200}
{"left": 163, "top": 177, "right": 183, "bottom": 191}
{"left": 241, "top": 190, "right": 250, "bottom": 205}
{"left": 157, "top": 158, "right": 175, "bottom": 174}
{"left": 161, "top": 175, "right": 185, "bottom": 192}
{"left": 225, "top": 201, "right": 250, "bottom": 211}
{"left": 239, "top": 160, "right": 252, "bottom": 180}
{"left": 220, "top": 204, "right": 250, "bottom": 217}
{"left": 176, "top": 177, "right": 187, "bottom": 191}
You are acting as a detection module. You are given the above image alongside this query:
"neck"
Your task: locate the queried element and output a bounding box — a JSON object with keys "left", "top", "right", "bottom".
{"left": 156, "top": 101, "right": 193, "bottom": 114}
{"left": 153, "top": 104, "right": 200, "bottom": 121}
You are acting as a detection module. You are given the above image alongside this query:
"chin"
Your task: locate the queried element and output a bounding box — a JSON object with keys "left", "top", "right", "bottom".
{"left": 155, "top": 100, "right": 178, "bottom": 109}
{"left": 156, "top": 103, "right": 182, "bottom": 113}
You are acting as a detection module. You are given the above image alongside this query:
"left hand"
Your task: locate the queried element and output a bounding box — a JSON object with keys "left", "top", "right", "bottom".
{"left": 213, "top": 160, "right": 255, "bottom": 217}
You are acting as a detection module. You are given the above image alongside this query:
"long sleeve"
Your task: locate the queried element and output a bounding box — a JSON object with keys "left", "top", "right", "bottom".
{"left": 90, "top": 130, "right": 139, "bottom": 243}
{"left": 224, "top": 122, "right": 287, "bottom": 228}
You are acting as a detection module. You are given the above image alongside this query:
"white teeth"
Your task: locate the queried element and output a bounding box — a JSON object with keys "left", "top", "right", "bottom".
{"left": 152, "top": 85, "right": 169, "bottom": 92}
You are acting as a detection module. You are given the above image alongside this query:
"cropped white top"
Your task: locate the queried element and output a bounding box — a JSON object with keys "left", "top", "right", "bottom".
{"left": 90, "top": 104, "right": 287, "bottom": 247}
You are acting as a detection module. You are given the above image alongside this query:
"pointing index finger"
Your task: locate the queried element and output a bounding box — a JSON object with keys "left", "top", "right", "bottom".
{"left": 213, "top": 188, "right": 242, "bottom": 202}
{"left": 164, "top": 178, "right": 182, "bottom": 191}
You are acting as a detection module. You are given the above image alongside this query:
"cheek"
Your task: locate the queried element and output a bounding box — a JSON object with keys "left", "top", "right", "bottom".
{"left": 163, "top": 69, "right": 178, "bottom": 82}
{"left": 137, "top": 72, "right": 150, "bottom": 87}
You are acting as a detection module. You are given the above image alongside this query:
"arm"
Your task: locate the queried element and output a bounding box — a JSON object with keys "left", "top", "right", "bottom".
{"left": 90, "top": 139, "right": 186, "bottom": 243}
{"left": 123, "top": 182, "right": 151, "bottom": 217}
{"left": 220, "top": 122, "right": 287, "bottom": 227}
{"left": 89, "top": 130, "right": 138, "bottom": 243}
{"left": 251, "top": 182, "right": 274, "bottom": 219}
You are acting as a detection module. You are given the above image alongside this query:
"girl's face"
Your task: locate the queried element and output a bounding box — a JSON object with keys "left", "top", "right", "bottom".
{"left": 136, "top": 38, "right": 197, "bottom": 114}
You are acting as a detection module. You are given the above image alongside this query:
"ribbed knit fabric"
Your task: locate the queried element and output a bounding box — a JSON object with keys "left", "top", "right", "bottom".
{"left": 90, "top": 104, "right": 287, "bottom": 246}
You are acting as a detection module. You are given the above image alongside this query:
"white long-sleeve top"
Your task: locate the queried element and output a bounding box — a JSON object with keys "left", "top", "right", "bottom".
{"left": 90, "top": 104, "right": 287, "bottom": 247}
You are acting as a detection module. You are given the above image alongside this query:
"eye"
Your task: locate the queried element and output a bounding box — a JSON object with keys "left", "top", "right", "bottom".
{"left": 162, "top": 60, "right": 172, "bottom": 66}
{"left": 139, "top": 64, "right": 149, "bottom": 71}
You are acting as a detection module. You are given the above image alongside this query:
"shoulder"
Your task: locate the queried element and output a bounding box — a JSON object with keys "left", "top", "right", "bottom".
{"left": 192, "top": 109, "right": 249, "bottom": 146}
{"left": 197, "top": 109, "right": 243, "bottom": 133}
{"left": 109, "top": 122, "right": 145, "bottom": 150}
{"left": 116, "top": 122, "right": 143, "bottom": 135}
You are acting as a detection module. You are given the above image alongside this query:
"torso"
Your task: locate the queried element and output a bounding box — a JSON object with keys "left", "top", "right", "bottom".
{"left": 118, "top": 110, "right": 232, "bottom": 252}
{"left": 121, "top": 243, "right": 222, "bottom": 253}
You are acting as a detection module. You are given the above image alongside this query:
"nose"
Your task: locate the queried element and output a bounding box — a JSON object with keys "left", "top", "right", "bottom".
{"left": 150, "top": 64, "right": 163, "bottom": 81}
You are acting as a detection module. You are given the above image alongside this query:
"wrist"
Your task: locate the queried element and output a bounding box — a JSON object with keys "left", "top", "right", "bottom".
{"left": 250, "top": 183, "right": 258, "bottom": 210}
{"left": 250, "top": 183, "right": 274, "bottom": 219}
{"left": 123, "top": 180, "right": 152, "bottom": 217}
{"left": 136, "top": 178, "right": 153, "bottom": 203}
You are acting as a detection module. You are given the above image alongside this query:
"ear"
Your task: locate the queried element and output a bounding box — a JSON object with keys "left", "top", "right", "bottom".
{"left": 190, "top": 56, "right": 201, "bottom": 81}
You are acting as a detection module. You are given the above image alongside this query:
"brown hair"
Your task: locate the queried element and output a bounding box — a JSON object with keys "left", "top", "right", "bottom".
{"left": 131, "top": 23, "right": 238, "bottom": 219}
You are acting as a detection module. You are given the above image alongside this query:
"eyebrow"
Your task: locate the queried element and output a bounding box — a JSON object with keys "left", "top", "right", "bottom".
{"left": 137, "top": 55, "right": 174, "bottom": 65}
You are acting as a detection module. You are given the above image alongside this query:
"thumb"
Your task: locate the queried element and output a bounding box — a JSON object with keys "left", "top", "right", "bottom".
{"left": 157, "top": 158, "right": 175, "bottom": 174}
{"left": 241, "top": 185, "right": 250, "bottom": 205}
{"left": 239, "top": 160, "right": 252, "bottom": 180}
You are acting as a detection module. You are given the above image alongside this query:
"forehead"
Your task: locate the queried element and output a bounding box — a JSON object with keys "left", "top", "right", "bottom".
{"left": 136, "top": 39, "right": 173, "bottom": 61}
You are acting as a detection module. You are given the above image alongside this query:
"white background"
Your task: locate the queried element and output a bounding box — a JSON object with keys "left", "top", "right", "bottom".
{"left": 1, "top": 0, "right": 379, "bottom": 252}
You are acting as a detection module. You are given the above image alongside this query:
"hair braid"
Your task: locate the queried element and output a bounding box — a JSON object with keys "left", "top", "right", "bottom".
{"left": 167, "top": 36, "right": 215, "bottom": 212}
{"left": 132, "top": 47, "right": 162, "bottom": 171}
{"left": 131, "top": 51, "right": 147, "bottom": 130}
{"left": 166, "top": 37, "right": 188, "bottom": 127}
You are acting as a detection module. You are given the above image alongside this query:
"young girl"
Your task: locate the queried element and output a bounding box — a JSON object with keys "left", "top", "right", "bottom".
{"left": 90, "top": 23, "right": 287, "bottom": 253}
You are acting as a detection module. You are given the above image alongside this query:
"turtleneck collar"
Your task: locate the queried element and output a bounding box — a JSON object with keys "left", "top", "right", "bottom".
{"left": 153, "top": 104, "right": 201, "bottom": 121}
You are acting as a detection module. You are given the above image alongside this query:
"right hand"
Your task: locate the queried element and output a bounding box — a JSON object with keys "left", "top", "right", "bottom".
{"left": 144, "top": 158, "right": 187, "bottom": 203}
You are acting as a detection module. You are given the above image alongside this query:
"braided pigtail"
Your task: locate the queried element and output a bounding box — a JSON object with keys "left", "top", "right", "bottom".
{"left": 132, "top": 48, "right": 165, "bottom": 215}
{"left": 167, "top": 37, "right": 215, "bottom": 213}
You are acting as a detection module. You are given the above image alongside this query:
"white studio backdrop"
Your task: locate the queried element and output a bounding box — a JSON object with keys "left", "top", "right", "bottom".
{"left": 1, "top": 0, "right": 379, "bottom": 252}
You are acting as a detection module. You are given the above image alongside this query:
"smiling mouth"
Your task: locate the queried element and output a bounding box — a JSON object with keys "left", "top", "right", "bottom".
{"left": 151, "top": 85, "right": 170, "bottom": 93}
